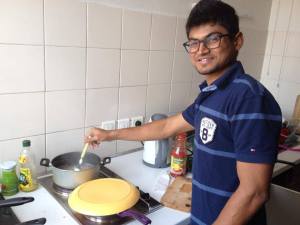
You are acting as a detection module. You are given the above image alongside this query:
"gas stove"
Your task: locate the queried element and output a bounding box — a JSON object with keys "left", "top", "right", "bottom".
{"left": 38, "top": 166, "right": 162, "bottom": 225}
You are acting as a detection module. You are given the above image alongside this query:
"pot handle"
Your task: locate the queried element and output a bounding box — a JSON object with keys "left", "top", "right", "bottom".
{"left": 118, "top": 209, "right": 151, "bottom": 225}
{"left": 0, "top": 197, "right": 34, "bottom": 208}
{"left": 17, "top": 218, "right": 46, "bottom": 225}
{"left": 100, "top": 157, "right": 111, "bottom": 166}
{"left": 40, "top": 158, "right": 51, "bottom": 167}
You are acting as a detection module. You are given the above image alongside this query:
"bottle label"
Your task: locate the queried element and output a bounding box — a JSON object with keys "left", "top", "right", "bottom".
{"left": 19, "top": 155, "right": 27, "bottom": 164}
{"left": 19, "top": 168, "right": 34, "bottom": 191}
{"left": 0, "top": 170, "right": 18, "bottom": 196}
{"left": 170, "top": 156, "right": 186, "bottom": 176}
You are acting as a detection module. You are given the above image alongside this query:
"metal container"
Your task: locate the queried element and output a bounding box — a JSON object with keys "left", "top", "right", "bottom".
{"left": 40, "top": 152, "right": 111, "bottom": 189}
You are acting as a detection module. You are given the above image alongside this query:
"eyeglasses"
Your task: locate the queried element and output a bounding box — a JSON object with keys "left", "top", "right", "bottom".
{"left": 183, "top": 33, "right": 230, "bottom": 53}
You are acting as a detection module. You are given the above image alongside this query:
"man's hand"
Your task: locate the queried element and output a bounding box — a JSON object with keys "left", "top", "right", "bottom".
{"left": 85, "top": 127, "right": 114, "bottom": 148}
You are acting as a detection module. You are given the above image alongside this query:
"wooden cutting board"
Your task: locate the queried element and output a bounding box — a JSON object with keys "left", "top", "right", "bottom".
{"left": 160, "top": 176, "right": 192, "bottom": 212}
{"left": 293, "top": 95, "right": 300, "bottom": 134}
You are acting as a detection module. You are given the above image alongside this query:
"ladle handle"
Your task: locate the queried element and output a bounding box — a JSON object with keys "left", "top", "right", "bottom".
{"left": 118, "top": 209, "right": 151, "bottom": 225}
{"left": 79, "top": 143, "right": 89, "bottom": 163}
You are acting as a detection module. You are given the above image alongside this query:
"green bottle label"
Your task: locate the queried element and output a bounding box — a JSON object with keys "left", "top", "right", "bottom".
{"left": 1, "top": 170, "right": 19, "bottom": 196}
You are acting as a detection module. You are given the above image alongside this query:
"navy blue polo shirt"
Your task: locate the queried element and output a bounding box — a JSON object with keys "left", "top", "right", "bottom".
{"left": 182, "top": 61, "right": 282, "bottom": 225}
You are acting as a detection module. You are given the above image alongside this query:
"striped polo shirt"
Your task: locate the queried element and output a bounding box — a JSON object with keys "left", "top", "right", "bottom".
{"left": 182, "top": 61, "right": 282, "bottom": 225}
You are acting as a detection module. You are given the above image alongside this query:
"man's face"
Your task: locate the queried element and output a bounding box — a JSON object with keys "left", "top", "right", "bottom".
{"left": 187, "top": 23, "right": 242, "bottom": 78}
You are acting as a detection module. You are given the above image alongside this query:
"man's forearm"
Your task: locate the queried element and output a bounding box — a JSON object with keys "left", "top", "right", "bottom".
{"left": 106, "top": 114, "right": 192, "bottom": 142}
{"left": 213, "top": 186, "right": 268, "bottom": 225}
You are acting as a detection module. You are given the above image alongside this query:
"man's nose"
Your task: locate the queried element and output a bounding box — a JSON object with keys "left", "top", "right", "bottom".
{"left": 197, "top": 42, "right": 209, "bottom": 54}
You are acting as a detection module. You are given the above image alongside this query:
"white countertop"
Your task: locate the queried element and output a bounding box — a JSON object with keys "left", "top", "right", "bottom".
{"left": 8, "top": 149, "right": 190, "bottom": 225}
{"left": 8, "top": 148, "right": 300, "bottom": 225}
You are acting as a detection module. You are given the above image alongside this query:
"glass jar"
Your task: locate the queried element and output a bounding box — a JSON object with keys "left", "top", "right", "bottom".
{"left": 0, "top": 161, "right": 19, "bottom": 196}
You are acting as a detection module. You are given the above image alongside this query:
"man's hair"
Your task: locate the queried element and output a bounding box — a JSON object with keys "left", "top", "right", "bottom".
{"left": 186, "top": 0, "right": 239, "bottom": 38}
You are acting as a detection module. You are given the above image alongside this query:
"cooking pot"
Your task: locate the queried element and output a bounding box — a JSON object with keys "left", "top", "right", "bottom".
{"left": 68, "top": 178, "right": 151, "bottom": 225}
{"left": 0, "top": 197, "right": 46, "bottom": 225}
{"left": 40, "top": 152, "right": 111, "bottom": 189}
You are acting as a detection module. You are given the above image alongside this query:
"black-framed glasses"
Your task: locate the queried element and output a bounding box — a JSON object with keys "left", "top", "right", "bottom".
{"left": 183, "top": 33, "right": 230, "bottom": 53}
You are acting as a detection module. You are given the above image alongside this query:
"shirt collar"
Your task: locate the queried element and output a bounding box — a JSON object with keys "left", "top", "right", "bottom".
{"left": 199, "top": 61, "right": 245, "bottom": 92}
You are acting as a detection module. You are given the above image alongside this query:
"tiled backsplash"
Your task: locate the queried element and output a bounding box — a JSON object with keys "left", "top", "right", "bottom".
{"left": 0, "top": 0, "right": 199, "bottom": 170}
{"left": 0, "top": 0, "right": 279, "bottom": 173}
{"left": 261, "top": 0, "right": 300, "bottom": 119}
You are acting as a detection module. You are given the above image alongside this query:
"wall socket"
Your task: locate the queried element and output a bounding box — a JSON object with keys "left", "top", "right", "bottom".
{"left": 130, "top": 116, "right": 144, "bottom": 127}
{"left": 117, "top": 118, "right": 130, "bottom": 129}
{"left": 101, "top": 120, "right": 116, "bottom": 130}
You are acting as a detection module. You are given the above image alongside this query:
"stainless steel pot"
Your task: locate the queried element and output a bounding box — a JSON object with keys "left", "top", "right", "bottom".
{"left": 40, "top": 152, "right": 111, "bottom": 189}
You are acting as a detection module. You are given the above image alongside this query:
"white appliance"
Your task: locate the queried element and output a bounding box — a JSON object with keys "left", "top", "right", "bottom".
{"left": 143, "top": 114, "right": 170, "bottom": 168}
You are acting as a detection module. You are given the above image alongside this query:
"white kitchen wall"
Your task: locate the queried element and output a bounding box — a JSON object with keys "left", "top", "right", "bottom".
{"left": 261, "top": 0, "right": 300, "bottom": 119}
{"left": 0, "top": 0, "right": 274, "bottom": 173}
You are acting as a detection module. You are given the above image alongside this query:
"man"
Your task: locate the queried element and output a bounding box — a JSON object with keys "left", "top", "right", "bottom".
{"left": 86, "top": 0, "right": 282, "bottom": 224}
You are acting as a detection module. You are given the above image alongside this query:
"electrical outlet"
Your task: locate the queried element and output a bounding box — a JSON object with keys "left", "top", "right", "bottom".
{"left": 117, "top": 118, "right": 130, "bottom": 129}
{"left": 101, "top": 120, "right": 116, "bottom": 130}
{"left": 130, "top": 116, "right": 144, "bottom": 127}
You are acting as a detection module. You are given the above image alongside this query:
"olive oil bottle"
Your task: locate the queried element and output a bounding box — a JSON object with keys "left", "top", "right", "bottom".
{"left": 18, "top": 140, "right": 38, "bottom": 192}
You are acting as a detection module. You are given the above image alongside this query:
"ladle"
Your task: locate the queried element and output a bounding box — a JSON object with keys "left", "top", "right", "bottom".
{"left": 74, "top": 143, "right": 89, "bottom": 171}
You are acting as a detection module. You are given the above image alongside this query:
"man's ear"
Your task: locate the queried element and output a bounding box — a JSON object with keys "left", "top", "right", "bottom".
{"left": 234, "top": 32, "right": 244, "bottom": 51}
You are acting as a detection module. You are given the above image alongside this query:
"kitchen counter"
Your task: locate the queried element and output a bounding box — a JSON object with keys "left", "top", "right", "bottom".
{"left": 8, "top": 147, "right": 300, "bottom": 225}
{"left": 8, "top": 149, "right": 190, "bottom": 225}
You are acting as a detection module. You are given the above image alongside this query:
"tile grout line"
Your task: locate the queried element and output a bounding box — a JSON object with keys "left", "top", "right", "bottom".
{"left": 43, "top": 0, "right": 47, "bottom": 159}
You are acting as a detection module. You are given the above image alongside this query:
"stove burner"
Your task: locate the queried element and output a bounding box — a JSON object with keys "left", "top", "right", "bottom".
{"left": 84, "top": 214, "right": 120, "bottom": 224}
{"left": 53, "top": 183, "right": 73, "bottom": 198}
{"left": 38, "top": 166, "right": 162, "bottom": 225}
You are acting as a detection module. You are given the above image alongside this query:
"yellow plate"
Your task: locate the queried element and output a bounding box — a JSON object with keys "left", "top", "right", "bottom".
{"left": 68, "top": 178, "right": 139, "bottom": 216}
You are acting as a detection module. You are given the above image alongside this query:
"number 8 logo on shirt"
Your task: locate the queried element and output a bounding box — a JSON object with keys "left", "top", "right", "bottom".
{"left": 199, "top": 117, "right": 217, "bottom": 144}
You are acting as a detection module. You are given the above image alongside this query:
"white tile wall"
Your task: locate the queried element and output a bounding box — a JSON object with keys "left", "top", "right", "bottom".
{"left": 85, "top": 88, "right": 118, "bottom": 127}
{"left": 0, "top": 93, "right": 44, "bottom": 141}
{"left": 120, "top": 50, "right": 149, "bottom": 86}
{"left": 148, "top": 51, "right": 173, "bottom": 84}
{"left": 0, "top": 0, "right": 43, "bottom": 45}
{"left": 175, "top": 17, "right": 187, "bottom": 51}
{"left": 261, "top": 0, "right": 300, "bottom": 120}
{"left": 274, "top": 0, "right": 293, "bottom": 31}
{"left": 0, "top": 45, "right": 44, "bottom": 94}
{"left": 285, "top": 32, "right": 300, "bottom": 57}
{"left": 45, "top": 46, "right": 86, "bottom": 91}
{"left": 239, "top": 53, "right": 264, "bottom": 80}
{"left": 261, "top": 55, "right": 282, "bottom": 80}
{"left": 240, "top": 28, "right": 268, "bottom": 55}
{"left": 86, "top": 48, "right": 120, "bottom": 88}
{"left": 118, "top": 86, "right": 147, "bottom": 118}
{"left": 46, "top": 90, "right": 85, "bottom": 133}
{"left": 270, "top": 31, "right": 287, "bottom": 56}
{"left": 150, "top": 14, "right": 177, "bottom": 50}
{"left": 122, "top": 10, "right": 151, "bottom": 50}
{"left": 172, "top": 51, "right": 193, "bottom": 83}
{"left": 87, "top": 3, "right": 122, "bottom": 48}
{"left": 44, "top": 0, "right": 86, "bottom": 47}
{"left": 289, "top": 0, "right": 300, "bottom": 32}
{"left": 170, "top": 83, "right": 192, "bottom": 113}
{"left": 278, "top": 81, "right": 300, "bottom": 118}
{"left": 281, "top": 57, "right": 300, "bottom": 83}
{"left": 260, "top": 77, "right": 280, "bottom": 99}
{"left": 46, "top": 129, "right": 84, "bottom": 159}
{"left": 1, "top": 0, "right": 282, "bottom": 163}
{"left": 146, "top": 84, "right": 171, "bottom": 118}
{"left": 89, "top": 140, "right": 117, "bottom": 158}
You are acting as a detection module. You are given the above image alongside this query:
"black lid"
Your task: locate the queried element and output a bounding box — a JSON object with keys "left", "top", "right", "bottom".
{"left": 22, "top": 140, "right": 31, "bottom": 147}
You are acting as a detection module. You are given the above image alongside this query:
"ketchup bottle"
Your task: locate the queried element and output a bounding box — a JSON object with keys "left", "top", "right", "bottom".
{"left": 170, "top": 133, "right": 187, "bottom": 177}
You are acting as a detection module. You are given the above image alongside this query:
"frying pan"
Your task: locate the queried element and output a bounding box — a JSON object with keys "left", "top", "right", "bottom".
{"left": 68, "top": 178, "right": 151, "bottom": 225}
{"left": 0, "top": 197, "right": 46, "bottom": 225}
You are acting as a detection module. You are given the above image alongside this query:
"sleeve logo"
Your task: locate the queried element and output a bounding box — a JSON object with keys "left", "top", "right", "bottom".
{"left": 200, "top": 117, "right": 217, "bottom": 144}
